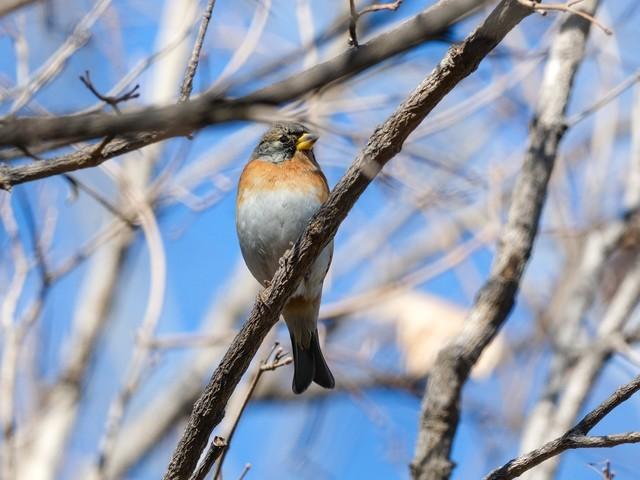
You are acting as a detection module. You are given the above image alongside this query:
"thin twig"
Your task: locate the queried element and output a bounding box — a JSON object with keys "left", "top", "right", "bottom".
{"left": 79, "top": 70, "right": 140, "bottom": 114}
{"left": 485, "top": 375, "right": 640, "bottom": 479}
{"left": 237, "top": 464, "right": 251, "bottom": 480}
{"left": 212, "top": 344, "right": 292, "bottom": 480}
{"left": 517, "top": 0, "right": 612, "bottom": 35}
{"left": 63, "top": 173, "right": 136, "bottom": 227}
{"left": 179, "top": 0, "right": 217, "bottom": 102}
{"left": 348, "top": 0, "right": 402, "bottom": 47}
{"left": 566, "top": 70, "right": 640, "bottom": 127}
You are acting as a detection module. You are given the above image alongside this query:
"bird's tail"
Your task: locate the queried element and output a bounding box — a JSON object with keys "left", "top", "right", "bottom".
{"left": 284, "top": 297, "right": 335, "bottom": 394}
{"left": 289, "top": 329, "right": 335, "bottom": 394}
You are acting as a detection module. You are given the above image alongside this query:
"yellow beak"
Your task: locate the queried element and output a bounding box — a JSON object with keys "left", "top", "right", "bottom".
{"left": 296, "top": 132, "right": 319, "bottom": 151}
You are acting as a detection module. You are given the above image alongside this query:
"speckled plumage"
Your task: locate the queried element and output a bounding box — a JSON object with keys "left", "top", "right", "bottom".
{"left": 236, "top": 123, "right": 335, "bottom": 394}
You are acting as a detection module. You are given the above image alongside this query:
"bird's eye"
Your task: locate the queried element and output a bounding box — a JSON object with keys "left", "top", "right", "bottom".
{"left": 279, "top": 135, "right": 288, "bottom": 143}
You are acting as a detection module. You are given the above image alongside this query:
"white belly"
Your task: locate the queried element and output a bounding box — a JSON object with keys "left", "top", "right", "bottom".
{"left": 236, "top": 189, "right": 332, "bottom": 297}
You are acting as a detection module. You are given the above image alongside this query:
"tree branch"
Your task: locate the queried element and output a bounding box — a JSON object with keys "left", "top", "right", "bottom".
{"left": 348, "top": 0, "right": 403, "bottom": 47}
{"left": 162, "top": 2, "right": 532, "bottom": 479}
{"left": 179, "top": 0, "right": 217, "bottom": 102}
{"left": 410, "top": 1, "right": 600, "bottom": 479}
{"left": 485, "top": 374, "right": 640, "bottom": 479}
{"left": 0, "top": 0, "right": 481, "bottom": 152}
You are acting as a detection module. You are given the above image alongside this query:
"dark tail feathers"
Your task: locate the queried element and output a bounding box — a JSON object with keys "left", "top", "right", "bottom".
{"left": 290, "top": 330, "right": 335, "bottom": 394}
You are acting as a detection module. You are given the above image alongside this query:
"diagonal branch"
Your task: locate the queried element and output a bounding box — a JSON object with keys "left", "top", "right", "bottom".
{"left": 410, "top": 1, "right": 600, "bottom": 479}
{"left": 162, "top": 1, "right": 532, "bottom": 479}
{"left": 485, "top": 374, "right": 640, "bottom": 480}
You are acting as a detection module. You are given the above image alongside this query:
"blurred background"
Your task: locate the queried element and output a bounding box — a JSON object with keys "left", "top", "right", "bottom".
{"left": 1, "top": 0, "right": 640, "bottom": 478}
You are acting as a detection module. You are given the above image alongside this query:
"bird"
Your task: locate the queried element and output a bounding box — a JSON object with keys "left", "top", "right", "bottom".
{"left": 236, "top": 122, "right": 335, "bottom": 394}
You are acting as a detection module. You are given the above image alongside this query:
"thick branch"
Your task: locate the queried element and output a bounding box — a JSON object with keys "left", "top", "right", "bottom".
{"left": 485, "top": 374, "right": 640, "bottom": 479}
{"left": 163, "top": 2, "right": 531, "bottom": 479}
{"left": 410, "top": 2, "right": 599, "bottom": 479}
{"left": 0, "top": 0, "right": 480, "bottom": 151}
{"left": 0, "top": 133, "right": 163, "bottom": 191}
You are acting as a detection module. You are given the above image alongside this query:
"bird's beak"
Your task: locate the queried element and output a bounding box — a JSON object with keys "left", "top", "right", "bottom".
{"left": 296, "top": 132, "right": 318, "bottom": 151}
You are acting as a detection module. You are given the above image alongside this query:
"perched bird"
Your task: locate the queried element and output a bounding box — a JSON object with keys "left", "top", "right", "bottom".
{"left": 236, "top": 122, "right": 335, "bottom": 394}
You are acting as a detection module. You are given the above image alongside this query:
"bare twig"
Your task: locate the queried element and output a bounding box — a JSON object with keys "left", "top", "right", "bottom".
{"left": 163, "top": 2, "right": 531, "bottom": 478}
{"left": 348, "top": 0, "right": 402, "bottom": 47}
{"left": 79, "top": 70, "right": 140, "bottom": 114}
{"left": 237, "top": 464, "right": 251, "bottom": 480}
{"left": 517, "top": 0, "right": 612, "bottom": 35}
{"left": 211, "top": 344, "right": 292, "bottom": 480}
{"left": 179, "top": 0, "right": 217, "bottom": 102}
{"left": 566, "top": 70, "right": 640, "bottom": 127}
{"left": 485, "top": 375, "right": 640, "bottom": 479}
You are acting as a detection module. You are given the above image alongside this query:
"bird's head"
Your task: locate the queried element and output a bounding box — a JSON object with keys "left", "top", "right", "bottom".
{"left": 251, "top": 122, "right": 319, "bottom": 163}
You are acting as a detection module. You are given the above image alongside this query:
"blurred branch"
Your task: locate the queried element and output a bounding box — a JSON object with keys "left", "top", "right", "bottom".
{"left": 237, "top": 464, "right": 251, "bottom": 480}
{"left": 0, "top": 0, "right": 482, "bottom": 153}
{"left": 517, "top": 0, "right": 612, "bottom": 35}
{"left": 322, "top": 224, "right": 496, "bottom": 320}
{"left": 485, "top": 374, "right": 640, "bottom": 480}
{"left": 518, "top": 209, "right": 640, "bottom": 460}
{"left": 4, "top": 0, "right": 113, "bottom": 113}
{"left": 163, "top": 2, "right": 531, "bottom": 479}
{"left": 0, "top": 197, "right": 28, "bottom": 480}
{"left": 520, "top": 234, "right": 640, "bottom": 480}
{"left": 517, "top": 57, "right": 640, "bottom": 480}
{"left": 104, "top": 267, "right": 258, "bottom": 479}
{"left": 566, "top": 70, "right": 640, "bottom": 127}
{"left": 410, "top": 2, "right": 598, "bottom": 479}
{"left": 209, "top": 0, "right": 272, "bottom": 91}
{"left": 94, "top": 171, "right": 167, "bottom": 478}
{"left": 0, "top": 0, "right": 39, "bottom": 17}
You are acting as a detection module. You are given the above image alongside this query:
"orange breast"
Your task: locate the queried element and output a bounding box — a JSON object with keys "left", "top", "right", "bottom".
{"left": 237, "top": 151, "right": 329, "bottom": 206}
